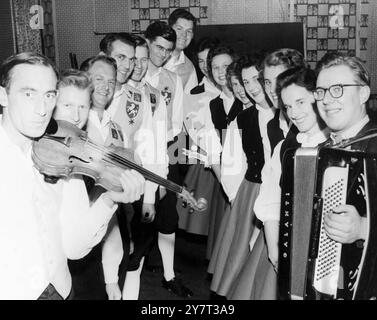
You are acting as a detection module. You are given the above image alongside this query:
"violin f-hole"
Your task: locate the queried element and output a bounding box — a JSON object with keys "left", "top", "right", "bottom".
{"left": 69, "top": 155, "right": 90, "bottom": 164}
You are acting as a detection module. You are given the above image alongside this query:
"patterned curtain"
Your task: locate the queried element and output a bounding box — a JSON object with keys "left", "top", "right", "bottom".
{"left": 11, "top": 0, "right": 56, "bottom": 62}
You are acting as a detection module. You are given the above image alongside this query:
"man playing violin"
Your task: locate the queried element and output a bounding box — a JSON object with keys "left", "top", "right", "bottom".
{"left": 0, "top": 52, "right": 145, "bottom": 300}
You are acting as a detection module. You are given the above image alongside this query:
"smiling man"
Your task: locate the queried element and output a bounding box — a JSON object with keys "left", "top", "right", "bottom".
{"left": 165, "top": 8, "right": 198, "bottom": 94}
{"left": 144, "top": 21, "right": 193, "bottom": 298}
{"left": 0, "top": 52, "right": 145, "bottom": 300}
{"left": 314, "top": 51, "right": 377, "bottom": 299}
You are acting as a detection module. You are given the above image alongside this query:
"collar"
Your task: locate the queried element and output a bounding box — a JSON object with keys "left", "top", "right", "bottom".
{"left": 220, "top": 90, "right": 234, "bottom": 103}
{"left": 220, "top": 91, "right": 235, "bottom": 112}
{"left": 202, "top": 77, "right": 221, "bottom": 95}
{"left": 166, "top": 51, "right": 186, "bottom": 67}
{"left": 113, "top": 83, "right": 128, "bottom": 99}
{"left": 297, "top": 128, "right": 330, "bottom": 147}
{"left": 128, "top": 79, "right": 144, "bottom": 91}
{"left": 88, "top": 109, "right": 112, "bottom": 127}
{"left": 0, "top": 115, "right": 33, "bottom": 155}
{"left": 330, "top": 115, "right": 370, "bottom": 143}
{"left": 145, "top": 66, "right": 163, "bottom": 81}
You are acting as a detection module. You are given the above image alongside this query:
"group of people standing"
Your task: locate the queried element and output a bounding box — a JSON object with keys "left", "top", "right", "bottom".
{"left": 1, "top": 7, "right": 376, "bottom": 300}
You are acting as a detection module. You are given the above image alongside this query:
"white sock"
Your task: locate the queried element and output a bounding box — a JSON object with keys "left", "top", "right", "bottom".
{"left": 158, "top": 232, "right": 175, "bottom": 281}
{"left": 122, "top": 257, "right": 145, "bottom": 300}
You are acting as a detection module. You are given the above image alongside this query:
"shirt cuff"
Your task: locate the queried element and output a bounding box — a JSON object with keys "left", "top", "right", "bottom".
{"left": 143, "top": 181, "right": 157, "bottom": 204}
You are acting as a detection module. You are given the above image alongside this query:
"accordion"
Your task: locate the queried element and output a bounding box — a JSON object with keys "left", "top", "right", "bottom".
{"left": 278, "top": 145, "right": 377, "bottom": 300}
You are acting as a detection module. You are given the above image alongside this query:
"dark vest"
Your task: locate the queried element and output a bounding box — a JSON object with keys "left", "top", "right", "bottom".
{"left": 267, "top": 109, "right": 298, "bottom": 156}
{"left": 210, "top": 96, "right": 243, "bottom": 145}
{"left": 237, "top": 107, "right": 265, "bottom": 183}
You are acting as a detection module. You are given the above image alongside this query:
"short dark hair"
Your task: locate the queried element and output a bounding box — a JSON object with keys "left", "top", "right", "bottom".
{"left": 168, "top": 8, "right": 197, "bottom": 28}
{"left": 276, "top": 66, "right": 317, "bottom": 101}
{"left": 207, "top": 45, "right": 237, "bottom": 86}
{"left": 226, "top": 61, "right": 242, "bottom": 92}
{"left": 99, "top": 32, "right": 136, "bottom": 55}
{"left": 131, "top": 34, "right": 149, "bottom": 50}
{"left": 144, "top": 21, "right": 176, "bottom": 49}
{"left": 263, "top": 48, "right": 306, "bottom": 71}
{"left": 58, "top": 69, "right": 93, "bottom": 92}
{"left": 80, "top": 55, "right": 117, "bottom": 73}
{"left": 315, "top": 51, "right": 370, "bottom": 86}
{"left": 238, "top": 52, "right": 265, "bottom": 74}
{"left": 196, "top": 37, "right": 220, "bottom": 55}
{"left": 0, "top": 52, "right": 58, "bottom": 91}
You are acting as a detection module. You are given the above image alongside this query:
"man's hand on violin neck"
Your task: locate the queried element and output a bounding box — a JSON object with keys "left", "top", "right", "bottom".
{"left": 105, "top": 170, "right": 145, "bottom": 206}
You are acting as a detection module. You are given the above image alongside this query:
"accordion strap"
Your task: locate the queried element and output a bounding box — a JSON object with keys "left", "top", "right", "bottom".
{"left": 334, "top": 129, "right": 377, "bottom": 149}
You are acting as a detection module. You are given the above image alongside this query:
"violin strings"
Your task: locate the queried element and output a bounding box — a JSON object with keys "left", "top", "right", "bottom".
{"left": 83, "top": 139, "right": 182, "bottom": 194}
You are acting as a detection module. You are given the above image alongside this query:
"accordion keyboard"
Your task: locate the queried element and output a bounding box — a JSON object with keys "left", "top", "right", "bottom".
{"left": 313, "top": 166, "right": 348, "bottom": 297}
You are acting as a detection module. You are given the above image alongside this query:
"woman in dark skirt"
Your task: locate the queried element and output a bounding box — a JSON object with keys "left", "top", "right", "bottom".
{"left": 208, "top": 53, "right": 273, "bottom": 297}
{"left": 228, "top": 66, "right": 329, "bottom": 300}
{"left": 177, "top": 37, "right": 223, "bottom": 239}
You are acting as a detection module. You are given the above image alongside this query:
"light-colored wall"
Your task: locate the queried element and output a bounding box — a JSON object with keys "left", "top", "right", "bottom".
{"left": 54, "top": 0, "right": 290, "bottom": 70}
{"left": 54, "top": 0, "right": 129, "bottom": 70}
{"left": 205, "top": 0, "right": 290, "bottom": 25}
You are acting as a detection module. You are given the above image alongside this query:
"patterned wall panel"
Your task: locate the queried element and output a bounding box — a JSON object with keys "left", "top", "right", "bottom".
{"left": 41, "top": 0, "right": 56, "bottom": 62}
{"left": 292, "top": 0, "right": 369, "bottom": 69}
{"left": 12, "top": 0, "right": 43, "bottom": 53}
{"left": 130, "top": 0, "right": 208, "bottom": 34}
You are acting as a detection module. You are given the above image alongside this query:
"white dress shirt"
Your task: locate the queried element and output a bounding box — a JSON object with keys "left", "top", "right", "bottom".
{"left": 0, "top": 122, "right": 117, "bottom": 299}
{"left": 164, "top": 51, "right": 198, "bottom": 94}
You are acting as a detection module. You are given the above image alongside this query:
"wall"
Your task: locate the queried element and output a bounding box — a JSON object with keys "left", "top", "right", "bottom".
{"left": 206, "top": 0, "right": 290, "bottom": 25}
{"left": 130, "top": 0, "right": 209, "bottom": 34}
{"left": 54, "top": 0, "right": 288, "bottom": 70}
{"left": 55, "top": 0, "right": 130, "bottom": 70}
{"left": 367, "top": 0, "right": 377, "bottom": 94}
{"left": 0, "top": 0, "right": 15, "bottom": 64}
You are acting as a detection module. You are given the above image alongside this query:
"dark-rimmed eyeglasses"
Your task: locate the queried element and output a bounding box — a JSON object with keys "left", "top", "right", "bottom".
{"left": 313, "top": 84, "right": 364, "bottom": 101}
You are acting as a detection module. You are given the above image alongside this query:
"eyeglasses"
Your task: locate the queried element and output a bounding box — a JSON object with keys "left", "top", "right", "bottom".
{"left": 313, "top": 84, "right": 364, "bottom": 101}
{"left": 152, "top": 43, "right": 173, "bottom": 56}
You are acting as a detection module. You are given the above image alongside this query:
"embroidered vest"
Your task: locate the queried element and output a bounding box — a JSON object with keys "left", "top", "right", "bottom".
{"left": 143, "top": 81, "right": 161, "bottom": 117}
{"left": 154, "top": 69, "right": 178, "bottom": 134}
{"left": 112, "top": 83, "right": 145, "bottom": 149}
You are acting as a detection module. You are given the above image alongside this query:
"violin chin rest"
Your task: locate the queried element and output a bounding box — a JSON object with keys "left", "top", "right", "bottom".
{"left": 46, "top": 118, "right": 58, "bottom": 134}
{"left": 43, "top": 174, "right": 60, "bottom": 184}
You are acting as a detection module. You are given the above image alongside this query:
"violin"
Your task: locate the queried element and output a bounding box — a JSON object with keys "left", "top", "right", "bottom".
{"left": 31, "top": 120, "right": 207, "bottom": 212}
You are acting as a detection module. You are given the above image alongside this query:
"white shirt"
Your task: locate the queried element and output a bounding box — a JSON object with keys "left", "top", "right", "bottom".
{"left": 254, "top": 128, "right": 329, "bottom": 223}
{"left": 220, "top": 91, "right": 235, "bottom": 115}
{"left": 200, "top": 76, "right": 220, "bottom": 96}
{"left": 256, "top": 104, "right": 275, "bottom": 163}
{"left": 86, "top": 109, "right": 120, "bottom": 145}
{"left": 164, "top": 51, "right": 198, "bottom": 94}
{"left": 183, "top": 84, "right": 222, "bottom": 166}
{"left": 220, "top": 118, "right": 247, "bottom": 201}
{"left": 330, "top": 115, "right": 370, "bottom": 143}
{"left": 0, "top": 122, "right": 117, "bottom": 299}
